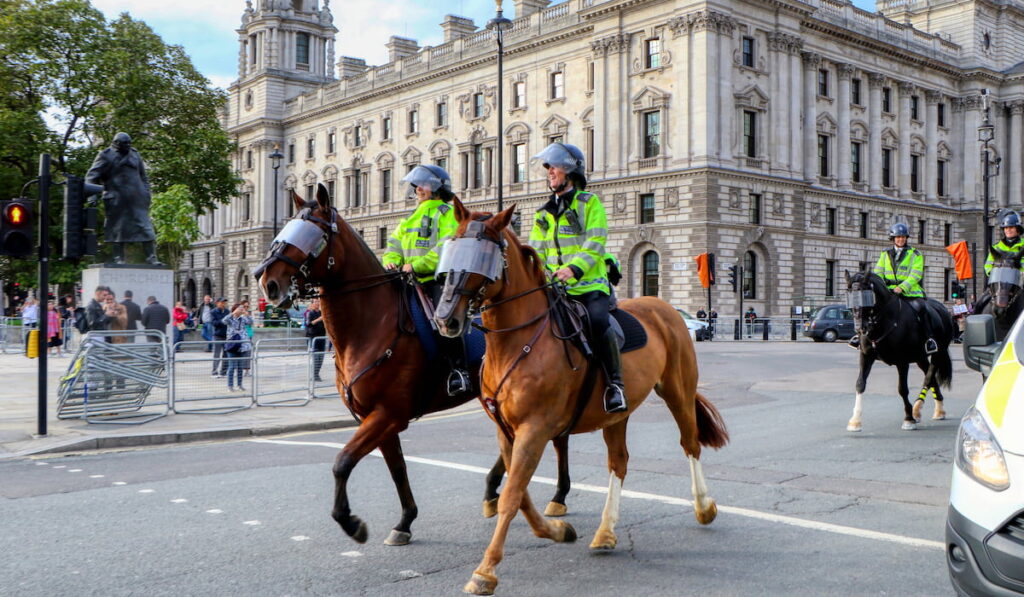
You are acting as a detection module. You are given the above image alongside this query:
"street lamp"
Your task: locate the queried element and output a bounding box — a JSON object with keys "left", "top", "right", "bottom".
{"left": 269, "top": 144, "right": 284, "bottom": 237}
{"left": 488, "top": 0, "right": 512, "bottom": 213}
{"left": 977, "top": 98, "right": 1000, "bottom": 283}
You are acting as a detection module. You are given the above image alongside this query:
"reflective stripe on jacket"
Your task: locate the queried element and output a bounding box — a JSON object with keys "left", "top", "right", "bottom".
{"left": 382, "top": 199, "right": 457, "bottom": 283}
{"left": 984, "top": 237, "right": 1024, "bottom": 275}
{"left": 873, "top": 246, "right": 925, "bottom": 298}
{"left": 528, "top": 190, "right": 610, "bottom": 295}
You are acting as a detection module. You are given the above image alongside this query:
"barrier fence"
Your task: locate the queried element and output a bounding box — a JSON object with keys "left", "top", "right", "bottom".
{"left": 696, "top": 317, "right": 815, "bottom": 342}
{"left": 171, "top": 340, "right": 256, "bottom": 415}
{"left": 253, "top": 337, "right": 313, "bottom": 407}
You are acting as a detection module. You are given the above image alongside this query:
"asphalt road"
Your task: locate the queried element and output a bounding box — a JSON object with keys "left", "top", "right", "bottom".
{"left": 1, "top": 342, "right": 979, "bottom": 596}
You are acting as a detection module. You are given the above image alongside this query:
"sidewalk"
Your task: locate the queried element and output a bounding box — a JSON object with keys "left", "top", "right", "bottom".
{"left": 1, "top": 351, "right": 387, "bottom": 460}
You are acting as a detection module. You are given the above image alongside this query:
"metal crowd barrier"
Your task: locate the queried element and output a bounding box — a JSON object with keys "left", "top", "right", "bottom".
{"left": 253, "top": 337, "right": 313, "bottom": 407}
{"left": 696, "top": 317, "right": 813, "bottom": 342}
{"left": 309, "top": 335, "right": 338, "bottom": 400}
{"left": 56, "top": 330, "right": 171, "bottom": 424}
{"left": 171, "top": 340, "right": 256, "bottom": 414}
{"left": 0, "top": 317, "right": 27, "bottom": 354}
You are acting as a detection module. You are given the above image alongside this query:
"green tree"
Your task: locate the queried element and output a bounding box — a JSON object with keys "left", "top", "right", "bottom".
{"left": 150, "top": 185, "right": 201, "bottom": 268}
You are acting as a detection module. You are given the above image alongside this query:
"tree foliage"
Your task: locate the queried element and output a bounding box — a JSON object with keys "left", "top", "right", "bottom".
{"left": 150, "top": 184, "right": 201, "bottom": 268}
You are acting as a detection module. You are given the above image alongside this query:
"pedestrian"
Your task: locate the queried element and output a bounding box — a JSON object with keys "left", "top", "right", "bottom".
{"left": 86, "top": 286, "right": 112, "bottom": 333}
{"left": 696, "top": 306, "right": 708, "bottom": 321}
{"left": 172, "top": 301, "right": 189, "bottom": 350}
{"left": 106, "top": 293, "right": 129, "bottom": 343}
{"left": 709, "top": 308, "right": 718, "bottom": 339}
{"left": 744, "top": 307, "right": 758, "bottom": 337}
{"left": 305, "top": 298, "right": 327, "bottom": 382}
{"left": 196, "top": 295, "right": 214, "bottom": 351}
{"left": 141, "top": 296, "right": 170, "bottom": 342}
{"left": 223, "top": 303, "right": 252, "bottom": 392}
{"left": 209, "top": 297, "right": 229, "bottom": 377}
{"left": 46, "top": 300, "right": 63, "bottom": 357}
{"left": 20, "top": 298, "right": 39, "bottom": 350}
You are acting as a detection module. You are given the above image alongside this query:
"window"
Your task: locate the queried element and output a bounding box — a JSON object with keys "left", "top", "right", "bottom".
{"left": 326, "top": 180, "right": 336, "bottom": 201}
{"left": 937, "top": 160, "right": 946, "bottom": 196}
{"left": 911, "top": 155, "right": 920, "bottom": 192}
{"left": 851, "top": 78, "right": 862, "bottom": 105}
{"left": 288, "top": 142, "right": 295, "bottom": 163}
{"left": 742, "top": 37, "right": 755, "bottom": 68}
{"left": 644, "top": 38, "right": 661, "bottom": 69}
{"left": 381, "top": 169, "right": 391, "bottom": 204}
{"left": 586, "top": 129, "right": 594, "bottom": 172}
{"left": 825, "top": 260, "right": 836, "bottom": 297}
{"left": 206, "top": 252, "right": 210, "bottom": 268}
{"left": 937, "top": 103, "right": 946, "bottom": 127}
{"left": 918, "top": 219, "right": 926, "bottom": 245}
{"left": 639, "top": 193, "right": 655, "bottom": 224}
{"left": 742, "top": 251, "right": 757, "bottom": 299}
{"left": 550, "top": 71, "right": 564, "bottom": 99}
{"left": 880, "top": 148, "right": 888, "bottom": 186}
{"left": 435, "top": 157, "right": 447, "bottom": 171}
{"left": 382, "top": 116, "right": 392, "bottom": 140}
{"left": 437, "top": 101, "right": 448, "bottom": 127}
{"left": 587, "top": 62, "right": 594, "bottom": 91}
{"left": 643, "top": 111, "right": 661, "bottom": 158}
{"left": 472, "top": 93, "right": 484, "bottom": 118}
{"left": 513, "top": 81, "right": 526, "bottom": 108}
{"left": 911, "top": 95, "right": 920, "bottom": 120}
{"left": 749, "top": 193, "right": 762, "bottom": 225}
{"left": 243, "top": 192, "right": 251, "bottom": 221}
{"left": 859, "top": 211, "right": 869, "bottom": 239}
{"left": 512, "top": 143, "right": 526, "bottom": 184}
{"left": 826, "top": 207, "right": 837, "bottom": 235}
{"left": 472, "top": 144, "right": 483, "bottom": 189}
{"left": 190, "top": 254, "right": 195, "bottom": 269}
{"left": 246, "top": 149, "right": 253, "bottom": 169}
{"left": 851, "top": 142, "right": 862, "bottom": 183}
{"left": 882, "top": 87, "right": 892, "bottom": 112}
{"left": 408, "top": 109, "right": 418, "bottom": 134}
{"left": 743, "top": 110, "right": 757, "bottom": 157}
{"left": 328, "top": 131, "right": 337, "bottom": 154}
{"left": 296, "top": 33, "right": 310, "bottom": 66}
{"left": 818, "top": 69, "right": 829, "bottom": 97}
{"left": 352, "top": 169, "right": 362, "bottom": 207}
{"left": 642, "top": 251, "right": 660, "bottom": 297}
{"left": 943, "top": 268, "right": 951, "bottom": 301}
{"left": 306, "top": 184, "right": 314, "bottom": 202}
{"left": 241, "top": 241, "right": 247, "bottom": 260}
{"left": 306, "top": 137, "right": 315, "bottom": 159}
{"left": 817, "top": 135, "right": 829, "bottom": 177}
{"left": 944, "top": 222, "right": 952, "bottom": 246}
{"left": 378, "top": 227, "right": 387, "bottom": 250}
{"left": 353, "top": 125, "right": 362, "bottom": 147}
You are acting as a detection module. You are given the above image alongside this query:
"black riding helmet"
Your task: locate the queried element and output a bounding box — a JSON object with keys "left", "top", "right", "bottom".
{"left": 998, "top": 210, "right": 1024, "bottom": 236}
{"left": 888, "top": 222, "right": 910, "bottom": 240}
{"left": 532, "top": 142, "right": 588, "bottom": 190}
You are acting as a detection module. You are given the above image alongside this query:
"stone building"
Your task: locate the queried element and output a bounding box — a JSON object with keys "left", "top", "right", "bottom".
{"left": 178, "top": 0, "right": 1024, "bottom": 316}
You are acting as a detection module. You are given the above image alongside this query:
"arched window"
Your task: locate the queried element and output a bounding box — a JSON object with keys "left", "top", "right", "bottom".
{"left": 743, "top": 251, "right": 757, "bottom": 299}
{"left": 642, "top": 251, "right": 660, "bottom": 297}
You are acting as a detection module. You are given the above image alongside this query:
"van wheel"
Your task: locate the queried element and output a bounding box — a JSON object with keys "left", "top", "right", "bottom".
{"left": 822, "top": 329, "right": 838, "bottom": 343}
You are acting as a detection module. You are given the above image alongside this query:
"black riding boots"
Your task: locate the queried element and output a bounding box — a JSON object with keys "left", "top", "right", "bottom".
{"left": 910, "top": 299, "right": 938, "bottom": 354}
{"left": 444, "top": 336, "right": 471, "bottom": 396}
{"left": 601, "top": 328, "right": 628, "bottom": 414}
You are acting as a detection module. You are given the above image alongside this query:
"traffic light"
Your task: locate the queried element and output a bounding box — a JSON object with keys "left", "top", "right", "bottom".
{"left": 0, "top": 198, "right": 35, "bottom": 258}
{"left": 950, "top": 280, "right": 964, "bottom": 299}
{"left": 62, "top": 175, "right": 102, "bottom": 259}
{"left": 727, "top": 264, "right": 738, "bottom": 293}
{"left": 707, "top": 252, "right": 716, "bottom": 285}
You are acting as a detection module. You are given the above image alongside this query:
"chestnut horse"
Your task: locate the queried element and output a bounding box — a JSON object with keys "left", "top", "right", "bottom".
{"left": 255, "top": 184, "right": 571, "bottom": 547}
{"left": 433, "top": 200, "right": 729, "bottom": 595}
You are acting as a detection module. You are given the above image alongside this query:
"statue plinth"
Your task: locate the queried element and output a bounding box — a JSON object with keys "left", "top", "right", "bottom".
{"left": 81, "top": 265, "right": 175, "bottom": 341}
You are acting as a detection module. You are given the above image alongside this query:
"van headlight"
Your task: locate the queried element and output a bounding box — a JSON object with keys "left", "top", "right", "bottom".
{"left": 956, "top": 407, "right": 1010, "bottom": 491}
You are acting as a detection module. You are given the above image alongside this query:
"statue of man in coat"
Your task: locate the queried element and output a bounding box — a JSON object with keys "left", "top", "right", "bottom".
{"left": 86, "top": 132, "right": 161, "bottom": 265}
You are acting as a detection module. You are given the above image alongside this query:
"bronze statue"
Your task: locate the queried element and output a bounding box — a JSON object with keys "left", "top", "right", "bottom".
{"left": 86, "top": 132, "right": 161, "bottom": 265}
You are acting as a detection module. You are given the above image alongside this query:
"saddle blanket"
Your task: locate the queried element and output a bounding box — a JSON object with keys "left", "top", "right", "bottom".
{"left": 610, "top": 308, "right": 648, "bottom": 353}
{"left": 407, "top": 287, "right": 485, "bottom": 369}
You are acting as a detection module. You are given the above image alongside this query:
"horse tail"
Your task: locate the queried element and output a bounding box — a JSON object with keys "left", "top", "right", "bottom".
{"left": 932, "top": 348, "right": 953, "bottom": 389}
{"left": 695, "top": 392, "right": 729, "bottom": 449}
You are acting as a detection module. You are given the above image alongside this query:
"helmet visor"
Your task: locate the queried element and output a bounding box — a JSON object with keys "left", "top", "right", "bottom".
{"left": 530, "top": 143, "right": 579, "bottom": 174}
{"left": 400, "top": 165, "right": 445, "bottom": 193}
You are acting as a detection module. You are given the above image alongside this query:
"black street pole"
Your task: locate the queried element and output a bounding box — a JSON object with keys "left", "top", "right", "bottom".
{"left": 982, "top": 145, "right": 991, "bottom": 286}
{"left": 269, "top": 144, "right": 284, "bottom": 239}
{"left": 971, "top": 241, "right": 978, "bottom": 301}
{"left": 37, "top": 153, "right": 51, "bottom": 437}
{"left": 488, "top": 2, "right": 511, "bottom": 213}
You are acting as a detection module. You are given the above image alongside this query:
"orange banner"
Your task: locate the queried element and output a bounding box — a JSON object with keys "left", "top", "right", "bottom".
{"left": 945, "top": 240, "right": 973, "bottom": 280}
{"left": 695, "top": 253, "right": 711, "bottom": 289}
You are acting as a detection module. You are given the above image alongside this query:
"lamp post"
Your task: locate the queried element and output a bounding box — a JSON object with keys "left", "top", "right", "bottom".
{"left": 977, "top": 98, "right": 1001, "bottom": 284}
{"left": 269, "top": 144, "right": 284, "bottom": 237}
{"left": 488, "top": 0, "right": 512, "bottom": 213}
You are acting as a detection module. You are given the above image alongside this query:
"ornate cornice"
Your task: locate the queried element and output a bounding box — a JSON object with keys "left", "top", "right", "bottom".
{"left": 669, "top": 9, "right": 736, "bottom": 37}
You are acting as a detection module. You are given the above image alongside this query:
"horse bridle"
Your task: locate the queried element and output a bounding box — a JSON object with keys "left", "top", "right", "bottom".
{"left": 851, "top": 274, "right": 900, "bottom": 346}
{"left": 253, "top": 205, "right": 341, "bottom": 300}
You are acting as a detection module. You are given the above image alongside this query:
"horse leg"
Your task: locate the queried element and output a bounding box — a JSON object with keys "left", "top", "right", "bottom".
{"left": 591, "top": 419, "right": 629, "bottom": 551}
{"left": 377, "top": 433, "right": 418, "bottom": 546}
{"left": 331, "top": 411, "right": 402, "bottom": 543}
{"left": 913, "top": 360, "right": 932, "bottom": 423}
{"left": 482, "top": 455, "right": 505, "bottom": 519}
{"left": 544, "top": 434, "right": 571, "bottom": 517}
{"left": 897, "top": 362, "right": 917, "bottom": 430}
{"left": 465, "top": 428, "right": 576, "bottom": 596}
{"left": 927, "top": 362, "right": 947, "bottom": 420}
{"left": 848, "top": 351, "right": 876, "bottom": 432}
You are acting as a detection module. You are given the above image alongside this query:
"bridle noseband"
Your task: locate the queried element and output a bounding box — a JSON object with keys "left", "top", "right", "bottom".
{"left": 254, "top": 205, "right": 340, "bottom": 300}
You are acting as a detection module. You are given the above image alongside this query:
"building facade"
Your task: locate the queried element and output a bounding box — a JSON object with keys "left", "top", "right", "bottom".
{"left": 179, "top": 0, "right": 1024, "bottom": 316}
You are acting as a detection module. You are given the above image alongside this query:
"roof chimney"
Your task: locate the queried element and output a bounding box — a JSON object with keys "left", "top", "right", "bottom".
{"left": 514, "top": 0, "right": 550, "bottom": 19}
{"left": 441, "top": 15, "right": 477, "bottom": 42}
{"left": 337, "top": 56, "right": 367, "bottom": 79}
{"left": 386, "top": 36, "right": 420, "bottom": 62}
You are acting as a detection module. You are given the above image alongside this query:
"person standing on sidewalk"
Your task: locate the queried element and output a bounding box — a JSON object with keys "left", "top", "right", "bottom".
{"left": 209, "top": 297, "right": 229, "bottom": 377}
{"left": 46, "top": 301, "right": 63, "bottom": 357}
{"left": 21, "top": 298, "right": 39, "bottom": 351}
{"left": 141, "top": 296, "right": 170, "bottom": 342}
{"left": 172, "top": 301, "right": 188, "bottom": 350}
{"left": 223, "top": 303, "right": 252, "bottom": 392}
{"left": 196, "top": 295, "right": 214, "bottom": 352}
{"left": 121, "top": 290, "right": 142, "bottom": 332}
{"left": 86, "top": 286, "right": 112, "bottom": 333}
{"left": 305, "top": 298, "right": 327, "bottom": 382}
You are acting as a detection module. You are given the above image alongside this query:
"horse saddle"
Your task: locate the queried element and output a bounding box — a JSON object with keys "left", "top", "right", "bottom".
{"left": 406, "top": 287, "right": 485, "bottom": 370}
{"left": 551, "top": 290, "right": 648, "bottom": 355}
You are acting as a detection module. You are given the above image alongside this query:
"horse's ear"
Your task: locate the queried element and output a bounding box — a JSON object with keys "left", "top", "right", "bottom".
{"left": 290, "top": 190, "right": 305, "bottom": 213}
{"left": 845, "top": 270, "right": 852, "bottom": 283}
{"left": 453, "top": 196, "right": 469, "bottom": 223}
{"left": 492, "top": 204, "right": 516, "bottom": 232}
{"left": 316, "top": 183, "right": 331, "bottom": 210}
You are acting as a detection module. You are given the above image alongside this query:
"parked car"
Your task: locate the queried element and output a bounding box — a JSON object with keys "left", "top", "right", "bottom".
{"left": 676, "top": 309, "right": 711, "bottom": 341}
{"left": 951, "top": 313, "right": 1024, "bottom": 596}
{"left": 262, "top": 305, "right": 299, "bottom": 328}
{"left": 802, "top": 304, "right": 855, "bottom": 342}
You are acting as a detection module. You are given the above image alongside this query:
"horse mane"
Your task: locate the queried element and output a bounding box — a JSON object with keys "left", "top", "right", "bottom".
{"left": 505, "top": 229, "right": 548, "bottom": 286}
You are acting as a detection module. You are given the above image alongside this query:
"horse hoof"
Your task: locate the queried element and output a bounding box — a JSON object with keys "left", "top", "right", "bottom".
{"left": 384, "top": 529, "right": 411, "bottom": 546}
{"left": 544, "top": 501, "right": 567, "bottom": 517}
{"left": 346, "top": 517, "right": 369, "bottom": 544}
{"left": 482, "top": 498, "right": 498, "bottom": 519}
{"left": 933, "top": 410, "right": 947, "bottom": 421}
{"left": 912, "top": 399, "right": 924, "bottom": 422}
{"left": 553, "top": 520, "right": 577, "bottom": 543}
{"left": 589, "top": 529, "right": 617, "bottom": 551}
{"left": 695, "top": 500, "right": 718, "bottom": 525}
{"left": 463, "top": 572, "right": 497, "bottom": 595}
{"left": 846, "top": 422, "right": 862, "bottom": 432}
{"left": 901, "top": 421, "right": 918, "bottom": 431}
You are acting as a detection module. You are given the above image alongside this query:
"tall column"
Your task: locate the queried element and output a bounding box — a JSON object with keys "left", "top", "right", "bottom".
{"left": 962, "top": 95, "right": 982, "bottom": 206}
{"left": 789, "top": 39, "right": 803, "bottom": 180}
{"left": 868, "top": 73, "right": 885, "bottom": 193}
{"left": 718, "top": 16, "right": 736, "bottom": 165}
{"left": 605, "top": 35, "right": 626, "bottom": 175}
{"left": 670, "top": 19, "right": 690, "bottom": 164}
{"left": 691, "top": 14, "right": 717, "bottom": 164}
{"left": 925, "top": 90, "right": 940, "bottom": 202}
{"left": 898, "top": 82, "right": 914, "bottom": 200}
{"left": 1010, "top": 102, "right": 1024, "bottom": 207}
{"left": 768, "top": 32, "right": 788, "bottom": 173}
{"left": 590, "top": 38, "right": 610, "bottom": 175}
{"left": 801, "top": 51, "right": 820, "bottom": 182}
{"left": 837, "top": 63, "right": 854, "bottom": 189}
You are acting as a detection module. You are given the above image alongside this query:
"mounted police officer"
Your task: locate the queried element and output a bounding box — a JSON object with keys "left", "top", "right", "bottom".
{"left": 528, "top": 142, "right": 626, "bottom": 414}
{"left": 850, "top": 222, "right": 937, "bottom": 354}
{"left": 984, "top": 210, "right": 1024, "bottom": 276}
{"left": 382, "top": 164, "right": 469, "bottom": 396}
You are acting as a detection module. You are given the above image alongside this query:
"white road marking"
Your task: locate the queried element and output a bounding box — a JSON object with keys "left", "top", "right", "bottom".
{"left": 171, "top": 499, "right": 188, "bottom": 504}
{"left": 206, "top": 509, "right": 223, "bottom": 514}
{"left": 112, "top": 481, "right": 127, "bottom": 486}
{"left": 52, "top": 465, "right": 66, "bottom": 469}
{"left": 35, "top": 462, "right": 48, "bottom": 466}
{"left": 341, "top": 550, "right": 362, "bottom": 557}
{"left": 138, "top": 489, "right": 155, "bottom": 494}
{"left": 89, "top": 475, "right": 105, "bottom": 479}
{"left": 68, "top": 469, "right": 82, "bottom": 473}
{"left": 291, "top": 535, "right": 310, "bottom": 541}
{"left": 398, "top": 570, "right": 423, "bottom": 579}
{"left": 243, "top": 520, "right": 261, "bottom": 526}
{"left": 251, "top": 438, "right": 945, "bottom": 552}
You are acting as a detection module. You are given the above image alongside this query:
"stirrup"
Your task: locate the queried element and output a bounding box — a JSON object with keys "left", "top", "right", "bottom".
{"left": 924, "top": 338, "right": 938, "bottom": 355}
{"left": 603, "top": 384, "right": 628, "bottom": 414}
{"left": 447, "top": 369, "right": 471, "bottom": 396}
{"left": 848, "top": 336, "right": 860, "bottom": 349}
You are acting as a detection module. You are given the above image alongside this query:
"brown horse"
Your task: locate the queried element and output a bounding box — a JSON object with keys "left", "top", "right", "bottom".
{"left": 433, "top": 200, "right": 729, "bottom": 595}
{"left": 255, "top": 185, "right": 573, "bottom": 546}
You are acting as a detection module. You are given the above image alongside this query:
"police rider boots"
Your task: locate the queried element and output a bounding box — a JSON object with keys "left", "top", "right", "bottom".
{"left": 445, "top": 336, "right": 472, "bottom": 396}
{"left": 602, "top": 328, "right": 628, "bottom": 414}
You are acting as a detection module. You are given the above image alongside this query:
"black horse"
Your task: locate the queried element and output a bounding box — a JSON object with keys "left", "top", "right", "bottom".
{"left": 977, "top": 252, "right": 1024, "bottom": 341}
{"left": 845, "top": 271, "right": 954, "bottom": 431}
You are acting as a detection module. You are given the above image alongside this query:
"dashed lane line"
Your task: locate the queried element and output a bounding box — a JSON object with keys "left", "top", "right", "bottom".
{"left": 250, "top": 438, "right": 944, "bottom": 552}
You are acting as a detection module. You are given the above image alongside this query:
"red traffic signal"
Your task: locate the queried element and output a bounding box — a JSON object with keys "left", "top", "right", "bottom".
{"left": 6, "top": 203, "right": 27, "bottom": 226}
{"left": 0, "top": 198, "right": 34, "bottom": 257}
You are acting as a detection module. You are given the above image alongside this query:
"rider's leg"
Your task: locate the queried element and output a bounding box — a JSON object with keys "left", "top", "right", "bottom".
{"left": 579, "top": 290, "right": 626, "bottom": 414}
{"left": 428, "top": 281, "right": 470, "bottom": 395}
{"left": 909, "top": 298, "right": 938, "bottom": 354}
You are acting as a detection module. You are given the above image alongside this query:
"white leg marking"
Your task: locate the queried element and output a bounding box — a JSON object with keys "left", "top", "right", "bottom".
{"left": 847, "top": 392, "right": 864, "bottom": 431}
{"left": 600, "top": 472, "right": 622, "bottom": 535}
{"left": 688, "top": 456, "right": 711, "bottom": 511}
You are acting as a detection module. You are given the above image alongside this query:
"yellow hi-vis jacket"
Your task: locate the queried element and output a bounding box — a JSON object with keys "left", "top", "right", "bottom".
{"left": 528, "top": 189, "right": 610, "bottom": 295}
{"left": 382, "top": 198, "right": 457, "bottom": 283}
{"left": 873, "top": 246, "right": 925, "bottom": 298}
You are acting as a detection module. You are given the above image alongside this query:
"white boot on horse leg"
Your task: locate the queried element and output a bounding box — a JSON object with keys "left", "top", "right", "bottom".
{"left": 590, "top": 473, "right": 621, "bottom": 551}
{"left": 912, "top": 398, "right": 924, "bottom": 423}
{"left": 689, "top": 456, "right": 718, "bottom": 525}
{"left": 847, "top": 393, "right": 864, "bottom": 432}
{"left": 933, "top": 401, "right": 947, "bottom": 420}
